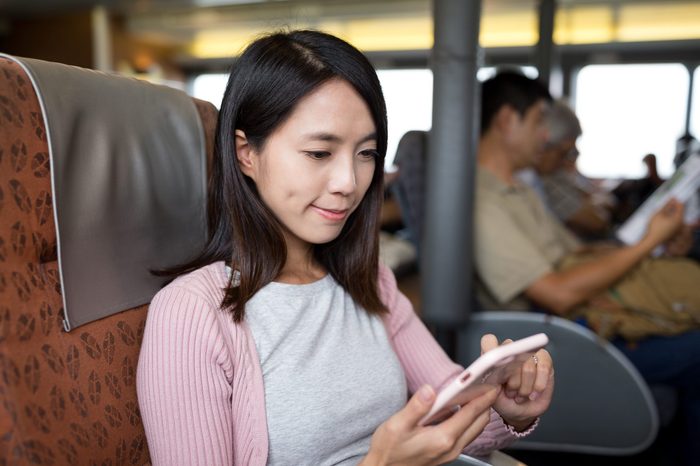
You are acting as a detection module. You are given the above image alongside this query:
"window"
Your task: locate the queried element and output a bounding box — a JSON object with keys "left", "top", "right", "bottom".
{"left": 477, "top": 66, "right": 538, "bottom": 82}
{"left": 190, "top": 73, "right": 228, "bottom": 109}
{"left": 189, "top": 69, "right": 434, "bottom": 168}
{"left": 379, "top": 66, "right": 537, "bottom": 167}
{"left": 575, "top": 64, "right": 689, "bottom": 179}
{"left": 376, "top": 69, "right": 433, "bottom": 167}
{"left": 190, "top": 66, "right": 536, "bottom": 169}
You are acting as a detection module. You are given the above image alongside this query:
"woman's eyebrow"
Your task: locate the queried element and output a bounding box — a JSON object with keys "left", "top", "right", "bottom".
{"left": 358, "top": 132, "right": 378, "bottom": 144}
{"left": 302, "top": 131, "right": 377, "bottom": 144}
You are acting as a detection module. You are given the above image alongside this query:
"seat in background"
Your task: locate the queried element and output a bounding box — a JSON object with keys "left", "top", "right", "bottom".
{"left": 391, "top": 130, "right": 428, "bottom": 251}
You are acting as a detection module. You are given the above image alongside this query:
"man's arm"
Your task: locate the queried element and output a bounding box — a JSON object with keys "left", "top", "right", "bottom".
{"left": 525, "top": 199, "right": 685, "bottom": 314}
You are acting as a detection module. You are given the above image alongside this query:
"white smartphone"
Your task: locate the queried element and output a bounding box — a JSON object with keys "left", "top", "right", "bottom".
{"left": 419, "top": 333, "right": 549, "bottom": 426}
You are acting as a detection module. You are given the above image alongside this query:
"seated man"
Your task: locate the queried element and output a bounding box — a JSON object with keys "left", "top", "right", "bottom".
{"left": 474, "top": 71, "right": 700, "bottom": 466}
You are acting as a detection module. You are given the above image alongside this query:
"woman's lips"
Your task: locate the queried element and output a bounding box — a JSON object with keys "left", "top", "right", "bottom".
{"left": 311, "top": 205, "right": 349, "bottom": 221}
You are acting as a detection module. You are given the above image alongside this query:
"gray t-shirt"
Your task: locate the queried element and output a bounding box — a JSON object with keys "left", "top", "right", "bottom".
{"left": 244, "top": 273, "right": 407, "bottom": 466}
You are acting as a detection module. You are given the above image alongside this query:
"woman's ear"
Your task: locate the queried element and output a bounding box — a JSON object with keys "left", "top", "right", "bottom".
{"left": 235, "top": 129, "right": 257, "bottom": 179}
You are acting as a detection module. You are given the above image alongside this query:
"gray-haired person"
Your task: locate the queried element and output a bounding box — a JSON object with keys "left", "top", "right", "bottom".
{"left": 534, "top": 100, "right": 615, "bottom": 239}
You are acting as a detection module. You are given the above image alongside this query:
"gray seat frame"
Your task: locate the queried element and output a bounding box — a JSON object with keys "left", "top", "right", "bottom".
{"left": 457, "top": 311, "right": 659, "bottom": 455}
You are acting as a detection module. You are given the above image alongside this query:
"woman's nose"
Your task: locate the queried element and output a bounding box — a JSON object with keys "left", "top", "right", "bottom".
{"left": 327, "top": 154, "right": 357, "bottom": 195}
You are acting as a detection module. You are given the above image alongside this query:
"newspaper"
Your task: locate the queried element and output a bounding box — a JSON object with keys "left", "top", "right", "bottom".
{"left": 616, "top": 153, "right": 700, "bottom": 245}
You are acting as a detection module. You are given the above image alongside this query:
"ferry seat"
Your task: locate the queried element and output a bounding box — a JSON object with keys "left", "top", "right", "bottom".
{"left": 0, "top": 54, "right": 217, "bottom": 464}
{"left": 391, "top": 130, "right": 428, "bottom": 252}
{"left": 392, "top": 129, "right": 659, "bottom": 456}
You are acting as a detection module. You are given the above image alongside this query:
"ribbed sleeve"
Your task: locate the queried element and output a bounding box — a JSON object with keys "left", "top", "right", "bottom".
{"left": 377, "top": 264, "right": 525, "bottom": 457}
{"left": 136, "top": 284, "right": 235, "bottom": 466}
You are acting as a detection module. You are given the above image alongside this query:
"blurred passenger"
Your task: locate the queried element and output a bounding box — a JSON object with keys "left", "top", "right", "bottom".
{"left": 673, "top": 133, "right": 700, "bottom": 261}
{"left": 474, "top": 71, "right": 700, "bottom": 466}
{"left": 611, "top": 152, "right": 666, "bottom": 222}
{"left": 643, "top": 153, "right": 663, "bottom": 188}
{"left": 530, "top": 100, "right": 615, "bottom": 239}
{"left": 674, "top": 132, "right": 700, "bottom": 168}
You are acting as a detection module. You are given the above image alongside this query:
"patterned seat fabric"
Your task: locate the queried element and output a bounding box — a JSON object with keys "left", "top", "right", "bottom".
{"left": 0, "top": 57, "right": 218, "bottom": 465}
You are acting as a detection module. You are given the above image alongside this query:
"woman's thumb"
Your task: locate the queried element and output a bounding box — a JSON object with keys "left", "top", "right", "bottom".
{"left": 402, "top": 385, "right": 435, "bottom": 425}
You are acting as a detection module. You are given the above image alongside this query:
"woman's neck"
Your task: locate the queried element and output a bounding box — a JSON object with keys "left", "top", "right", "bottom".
{"left": 276, "top": 239, "right": 326, "bottom": 284}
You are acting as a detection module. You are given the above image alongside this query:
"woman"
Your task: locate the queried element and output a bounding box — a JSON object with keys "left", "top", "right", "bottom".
{"left": 136, "top": 30, "right": 554, "bottom": 466}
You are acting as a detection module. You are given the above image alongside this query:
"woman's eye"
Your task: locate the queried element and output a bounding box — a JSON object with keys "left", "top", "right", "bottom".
{"left": 305, "top": 151, "right": 331, "bottom": 160}
{"left": 359, "top": 149, "right": 379, "bottom": 159}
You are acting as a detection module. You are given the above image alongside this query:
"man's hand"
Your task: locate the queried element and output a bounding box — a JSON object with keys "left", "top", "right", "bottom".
{"left": 645, "top": 198, "right": 684, "bottom": 247}
{"left": 665, "top": 223, "right": 697, "bottom": 257}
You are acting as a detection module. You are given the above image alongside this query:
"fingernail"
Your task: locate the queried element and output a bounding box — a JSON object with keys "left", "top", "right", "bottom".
{"left": 529, "top": 391, "right": 541, "bottom": 401}
{"left": 515, "top": 396, "right": 526, "bottom": 404}
{"left": 419, "top": 385, "right": 434, "bottom": 402}
{"left": 506, "top": 389, "right": 517, "bottom": 399}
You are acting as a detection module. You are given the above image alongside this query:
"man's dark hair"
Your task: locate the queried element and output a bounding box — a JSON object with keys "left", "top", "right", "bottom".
{"left": 480, "top": 71, "right": 552, "bottom": 135}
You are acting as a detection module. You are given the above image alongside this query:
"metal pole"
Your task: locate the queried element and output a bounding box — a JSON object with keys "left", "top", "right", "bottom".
{"left": 91, "top": 6, "right": 113, "bottom": 72}
{"left": 536, "top": 0, "right": 556, "bottom": 87}
{"left": 685, "top": 64, "right": 694, "bottom": 135}
{"left": 423, "top": 0, "right": 482, "bottom": 349}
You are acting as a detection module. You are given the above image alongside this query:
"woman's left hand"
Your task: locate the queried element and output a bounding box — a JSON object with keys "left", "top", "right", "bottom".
{"left": 480, "top": 334, "right": 555, "bottom": 432}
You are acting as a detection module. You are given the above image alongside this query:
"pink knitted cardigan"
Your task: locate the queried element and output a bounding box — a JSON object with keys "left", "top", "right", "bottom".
{"left": 137, "top": 262, "right": 529, "bottom": 465}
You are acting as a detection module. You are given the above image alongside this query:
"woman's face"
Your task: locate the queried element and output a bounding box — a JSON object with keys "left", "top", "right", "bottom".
{"left": 237, "top": 78, "right": 378, "bottom": 254}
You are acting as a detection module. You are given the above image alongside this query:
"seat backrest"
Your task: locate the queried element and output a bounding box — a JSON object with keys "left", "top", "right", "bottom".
{"left": 0, "top": 55, "right": 217, "bottom": 464}
{"left": 392, "top": 130, "right": 428, "bottom": 251}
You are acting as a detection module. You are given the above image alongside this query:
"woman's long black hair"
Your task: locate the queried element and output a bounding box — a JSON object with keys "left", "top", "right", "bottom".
{"left": 171, "top": 30, "right": 389, "bottom": 322}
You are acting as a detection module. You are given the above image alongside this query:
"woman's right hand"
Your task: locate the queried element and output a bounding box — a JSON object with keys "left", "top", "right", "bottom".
{"left": 359, "top": 384, "right": 500, "bottom": 466}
